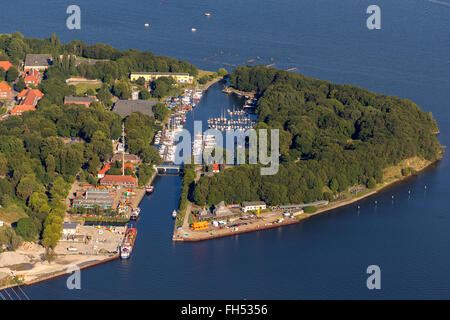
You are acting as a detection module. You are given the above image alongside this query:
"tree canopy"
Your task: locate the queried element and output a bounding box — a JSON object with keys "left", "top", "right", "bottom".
{"left": 193, "top": 66, "right": 442, "bottom": 206}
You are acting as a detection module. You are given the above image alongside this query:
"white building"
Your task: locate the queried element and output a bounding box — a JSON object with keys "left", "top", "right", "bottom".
{"left": 62, "top": 222, "right": 78, "bottom": 235}
{"left": 242, "top": 201, "right": 267, "bottom": 213}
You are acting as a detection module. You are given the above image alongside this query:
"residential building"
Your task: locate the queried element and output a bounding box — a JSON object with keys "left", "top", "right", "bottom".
{"left": 11, "top": 89, "right": 43, "bottom": 115}
{"left": 112, "top": 99, "right": 156, "bottom": 118}
{"left": 97, "top": 163, "right": 111, "bottom": 178}
{"left": 24, "top": 54, "right": 52, "bottom": 70}
{"left": 64, "top": 96, "right": 97, "bottom": 107}
{"left": 130, "top": 72, "right": 193, "bottom": 84}
{"left": 10, "top": 105, "right": 36, "bottom": 116}
{"left": 0, "top": 81, "right": 12, "bottom": 99}
{"left": 72, "top": 190, "right": 114, "bottom": 209}
{"left": 242, "top": 201, "right": 267, "bottom": 213}
{"left": 100, "top": 175, "right": 137, "bottom": 188}
{"left": 23, "top": 68, "right": 41, "bottom": 87}
{"left": 0, "top": 61, "right": 13, "bottom": 71}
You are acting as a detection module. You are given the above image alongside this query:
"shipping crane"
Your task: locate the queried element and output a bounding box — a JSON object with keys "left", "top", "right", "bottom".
{"left": 190, "top": 213, "right": 208, "bottom": 230}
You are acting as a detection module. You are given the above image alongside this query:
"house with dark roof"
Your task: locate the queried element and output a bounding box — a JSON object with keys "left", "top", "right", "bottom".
{"left": 213, "top": 201, "right": 237, "bottom": 218}
{"left": 64, "top": 96, "right": 97, "bottom": 107}
{"left": 112, "top": 100, "right": 156, "bottom": 118}
{"left": 24, "top": 54, "right": 52, "bottom": 70}
{"left": 111, "top": 153, "right": 141, "bottom": 164}
{"left": 62, "top": 222, "right": 78, "bottom": 235}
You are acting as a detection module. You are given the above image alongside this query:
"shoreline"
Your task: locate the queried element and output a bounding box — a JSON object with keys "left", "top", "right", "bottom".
{"left": 0, "top": 253, "right": 120, "bottom": 291}
{"left": 0, "top": 174, "right": 156, "bottom": 292}
{"left": 172, "top": 158, "right": 440, "bottom": 242}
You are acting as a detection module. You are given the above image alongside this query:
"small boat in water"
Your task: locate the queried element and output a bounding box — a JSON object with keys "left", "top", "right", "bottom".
{"left": 205, "top": 13, "right": 211, "bottom": 17}
{"left": 145, "top": 185, "right": 154, "bottom": 193}
{"left": 120, "top": 228, "right": 137, "bottom": 259}
{"left": 130, "top": 208, "right": 141, "bottom": 221}
{"left": 191, "top": 28, "right": 197, "bottom": 32}
{"left": 172, "top": 210, "right": 177, "bottom": 219}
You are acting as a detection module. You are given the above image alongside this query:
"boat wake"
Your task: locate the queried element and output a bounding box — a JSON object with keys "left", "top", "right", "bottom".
{"left": 427, "top": 0, "right": 450, "bottom": 7}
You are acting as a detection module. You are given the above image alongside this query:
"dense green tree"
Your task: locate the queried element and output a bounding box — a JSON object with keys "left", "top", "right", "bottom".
{"left": 14, "top": 78, "right": 26, "bottom": 92}
{"left": 15, "top": 217, "right": 38, "bottom": 241}
{"left": 153, "top": 103, "right": 168, "bottom": 121}
{"left": 193, "top": 66, "right": 442, "bottom": 206}
{"left": 6, "top": 66, "right": 19, "bottom": 82}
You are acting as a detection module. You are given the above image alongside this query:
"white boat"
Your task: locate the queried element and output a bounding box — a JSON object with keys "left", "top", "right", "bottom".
{"left": 120, "top": 245, "right": 131, "bottom": 259}
{"left": 144, "top": 23, "right": 149, "bottom": 28}
{"left": 191, "top": 28, "right": 197, "bottom": 32}
{"left": 172, "top": 210, "right": 177, "bottom": 219}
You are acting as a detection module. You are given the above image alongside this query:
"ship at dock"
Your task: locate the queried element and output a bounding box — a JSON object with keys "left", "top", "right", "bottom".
{"left": 120, "top": 228, "right": 137, "bottom": 259}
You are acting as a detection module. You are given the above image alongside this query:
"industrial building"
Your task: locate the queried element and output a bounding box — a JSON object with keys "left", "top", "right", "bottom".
{"left": 72, "top": 190, "right": 114, "bottom": 209}
{"left": 242, "top": 201, "right": 267, "bottom": 213}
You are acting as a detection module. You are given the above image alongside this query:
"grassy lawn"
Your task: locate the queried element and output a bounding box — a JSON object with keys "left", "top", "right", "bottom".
{"left": 75, "top": 83, "right": 102, "bottom": 95}
{"left": 197, "top": 69, "right": 215, "bottom": 78}
{"left": 0, "top": 204, "right": 28, "bottom": 224}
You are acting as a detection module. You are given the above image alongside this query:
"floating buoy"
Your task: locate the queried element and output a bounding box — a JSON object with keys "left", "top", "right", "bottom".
{"left": 392, "top": 195, "right": 394, "bottom": 199}
{"left": 424, "top": 185, "right": 427, "bottom": 190}
{"left": 375, "top": 200, "right": 378, "bottom": 205}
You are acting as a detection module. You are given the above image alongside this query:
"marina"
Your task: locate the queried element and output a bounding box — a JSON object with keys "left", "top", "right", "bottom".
{"left": 1, "top": 0, "right": 448, "bottom": 300}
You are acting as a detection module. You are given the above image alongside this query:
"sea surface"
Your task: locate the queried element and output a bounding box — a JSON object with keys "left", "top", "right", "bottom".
{"left": 0, "top": 0, "right": 449, "bottom": 299}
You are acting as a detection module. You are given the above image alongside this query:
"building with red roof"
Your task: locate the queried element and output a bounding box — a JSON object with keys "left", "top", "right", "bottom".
{"left": 11, "top": 89, "right": 44, "bottom": 116}
{"left": 23, "top": 69, "right": 41, "bottom": 87}
{"left": 0, "top": 81, "right": 12, "bottom": 100}
{"left": 100, "top": 175, "right": 137, "bottom": 188}
{"left": 10, "top": 105, "right": 36, "bottom": 116}
{"left": 0, "top": 61, "right": 13, "bottom": 71}
{"left": 98, "top": 162, "right": 135, "bottom": 178}
{"left": 97, "top": 163, "right": 111, "bottom": 178}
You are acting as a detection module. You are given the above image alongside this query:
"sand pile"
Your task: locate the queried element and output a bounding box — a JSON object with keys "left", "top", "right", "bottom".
{"left": 0, "top": 251, "right": 31, "bottom": 267}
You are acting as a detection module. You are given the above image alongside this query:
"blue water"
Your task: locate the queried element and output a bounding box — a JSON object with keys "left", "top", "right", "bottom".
{"left": 1, "top": 0, "right": 449, "bottom": 299}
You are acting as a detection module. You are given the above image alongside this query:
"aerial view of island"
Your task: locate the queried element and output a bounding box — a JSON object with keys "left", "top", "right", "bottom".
{"left": 0, "top": 0, "right": 448, "bottom": 305}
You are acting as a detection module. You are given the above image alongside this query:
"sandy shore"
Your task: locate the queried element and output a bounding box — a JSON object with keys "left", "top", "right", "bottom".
{"left": 0, "top": 248, "right": 119, "bottom": 291}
